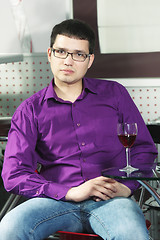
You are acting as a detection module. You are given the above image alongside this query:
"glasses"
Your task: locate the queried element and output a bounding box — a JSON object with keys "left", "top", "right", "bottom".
{"left": 51, "top": 48, "right": 91, "bottom": 62}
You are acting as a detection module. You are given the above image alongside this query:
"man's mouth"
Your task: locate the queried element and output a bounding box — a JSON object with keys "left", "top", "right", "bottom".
{"left": 61, "top": 69, "right": 74, "bottom": 74}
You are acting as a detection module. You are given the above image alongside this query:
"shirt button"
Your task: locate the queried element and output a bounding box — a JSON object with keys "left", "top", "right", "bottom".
{"left": 36, "top": 191, "right": 39, "bottom": 195}
{"left": 81, "top": 142, "right": 86, "bottom": 146}
{"left": 77, "top": 123, "right": 80, "bottom": 127}
{"left": 83, "top": 159, "right": 86, "bottom": 162}
{"left": 54, "top": 194, "right": 58, "bottom": 198}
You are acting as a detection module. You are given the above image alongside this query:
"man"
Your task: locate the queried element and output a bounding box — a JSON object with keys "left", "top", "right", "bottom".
{"left": 0, "top": 19, "right": 157, "bottom": 240}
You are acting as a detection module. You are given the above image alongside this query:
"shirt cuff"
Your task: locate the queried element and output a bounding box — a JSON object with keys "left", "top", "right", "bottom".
{"left": 43, "top": 182, "right": 70, "bottom": 200}
{"left": 118, "top": 179, "right": 141, "bottom": 195}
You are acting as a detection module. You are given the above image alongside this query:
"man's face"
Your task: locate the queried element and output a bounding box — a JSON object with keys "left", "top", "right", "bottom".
{"left": 47, "top": 34, "right": 94, "bottom": 86}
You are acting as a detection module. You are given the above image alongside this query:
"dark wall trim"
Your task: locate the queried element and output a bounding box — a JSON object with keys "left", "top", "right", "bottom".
{"left": 73, "top": 0, "right": 160, "bottom": 78}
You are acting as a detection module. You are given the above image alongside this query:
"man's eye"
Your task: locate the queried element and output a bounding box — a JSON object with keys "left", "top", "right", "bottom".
{"left": 56, "top": 50, "right": 65, "bottom": 54}
{"left": 77, "top": 53, "right": 84, "bottom": 57}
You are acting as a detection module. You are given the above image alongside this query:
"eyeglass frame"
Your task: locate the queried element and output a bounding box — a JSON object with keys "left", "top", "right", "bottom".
{"left": 51, "top": 48, "right": 92, "bottom": 62}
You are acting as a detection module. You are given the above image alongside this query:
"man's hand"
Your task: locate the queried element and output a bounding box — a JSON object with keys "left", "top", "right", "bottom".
{"left": 65, "top": 176, "right": 131, "bottom": 202}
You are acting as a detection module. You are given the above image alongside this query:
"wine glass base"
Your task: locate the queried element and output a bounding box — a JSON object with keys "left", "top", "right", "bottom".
{"left": 119, "top": 165, "right": 139, "bottom": 174}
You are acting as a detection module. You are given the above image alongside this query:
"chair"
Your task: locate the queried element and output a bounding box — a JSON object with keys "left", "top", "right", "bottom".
{"left": 43, "top": 225, "right": 151, "bottom": 240}
{"left": 44, "top": 231, "right": 103, "bottom": 240}
{"left": 0, "top": 117, "right": 11, "bottom": 142}
{"left": 0, "top": 117, "right": 18, "bottom": 220}
{"left": 147, "top": 124, "right": 160, "bottom": 145}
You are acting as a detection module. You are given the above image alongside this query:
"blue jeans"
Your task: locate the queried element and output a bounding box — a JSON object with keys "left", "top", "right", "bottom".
{"left": 0, "top": 197, "right": 149, "bottom": 240}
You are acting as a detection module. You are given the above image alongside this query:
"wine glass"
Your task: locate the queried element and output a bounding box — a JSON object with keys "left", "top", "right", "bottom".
{"left": 117, "top": 123, "right": 138, "bottom": 173}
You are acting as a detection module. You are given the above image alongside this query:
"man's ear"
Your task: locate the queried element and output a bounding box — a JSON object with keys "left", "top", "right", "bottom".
{"left": 47, "top": 48, "right": 52, "bottom": 62}
{"left": 88, "top": 54, "right": 95, "bottom": 69}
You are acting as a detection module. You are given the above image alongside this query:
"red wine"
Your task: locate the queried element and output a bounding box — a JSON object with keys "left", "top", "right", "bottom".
{"left": 118, "top": 134, "right": 136, "bottom": 148}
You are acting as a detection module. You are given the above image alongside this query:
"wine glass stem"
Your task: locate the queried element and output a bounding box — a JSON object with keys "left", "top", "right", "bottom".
{"left": 126, "top": 147, "right": 130, "bottom": 167}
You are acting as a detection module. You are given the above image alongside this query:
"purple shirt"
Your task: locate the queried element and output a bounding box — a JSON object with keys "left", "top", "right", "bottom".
{"left": 2, "top": 78, "right": 157, "bottom": 200}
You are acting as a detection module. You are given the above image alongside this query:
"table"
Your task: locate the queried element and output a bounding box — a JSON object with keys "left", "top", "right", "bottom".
{"left": 102, "top": 163, "right": 160, "bottom": 206}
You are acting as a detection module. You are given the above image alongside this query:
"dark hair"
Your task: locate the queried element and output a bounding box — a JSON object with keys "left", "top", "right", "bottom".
{"left": 50, "top": 19, "right": 95, "bottom": 54}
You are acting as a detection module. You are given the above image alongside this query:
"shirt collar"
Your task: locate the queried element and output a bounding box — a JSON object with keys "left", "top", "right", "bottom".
{"left": 44, "top": 77, "right": 98, "bottom": 101}
{"left": 83, "top": 77, "right": 98, "bottom": 94}
{"left": 44, "top": 79, "right": 58, "bottom": 101}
